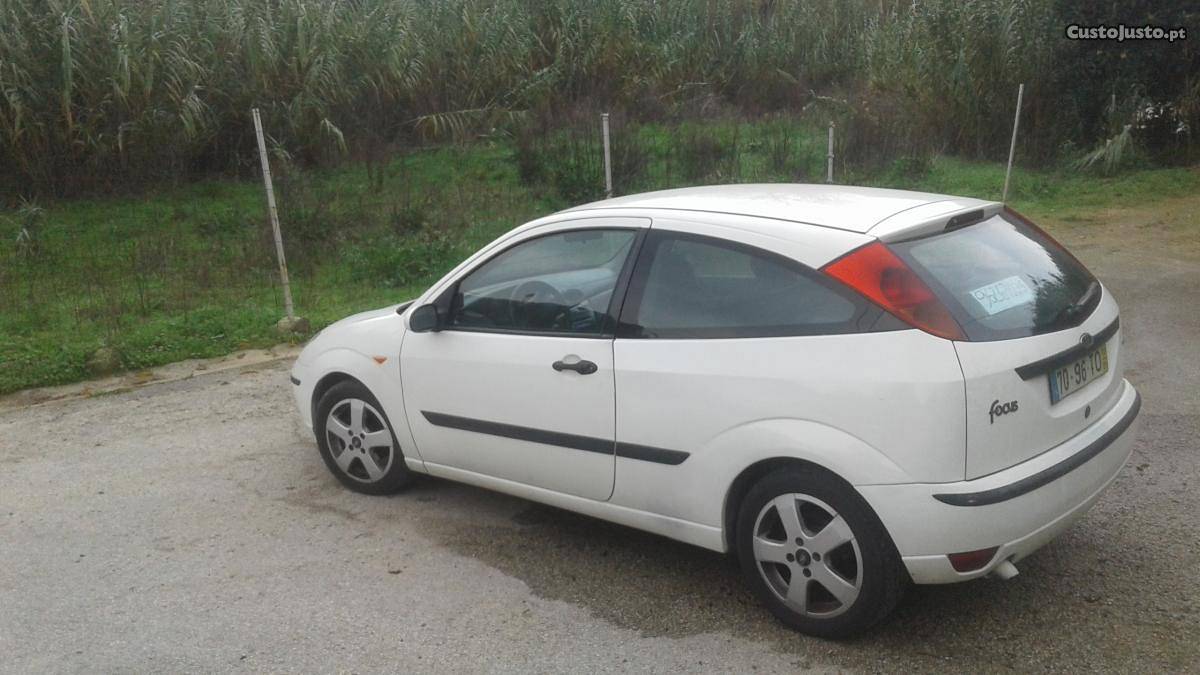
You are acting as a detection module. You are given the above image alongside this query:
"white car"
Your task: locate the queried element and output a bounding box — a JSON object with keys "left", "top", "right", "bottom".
{"left": 291, "top": 185, "right": 1141, "bottom": 637}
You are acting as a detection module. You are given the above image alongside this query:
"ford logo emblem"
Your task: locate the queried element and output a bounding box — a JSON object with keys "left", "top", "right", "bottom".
{"left": 1079, "top": 332, "right": 1094, "bottom": 348}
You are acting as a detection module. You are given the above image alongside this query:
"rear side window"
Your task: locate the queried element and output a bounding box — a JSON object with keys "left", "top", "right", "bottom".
{"left": 889, "top": 211, "right": 1098, "bottom": 341}
{"left": 620, "top": 232, "right": 866, "bottom": 339}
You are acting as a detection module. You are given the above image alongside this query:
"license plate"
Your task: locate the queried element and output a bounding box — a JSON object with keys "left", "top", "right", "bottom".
{"left": 1048, "top": 344, "right": 1109, "bottom": 404}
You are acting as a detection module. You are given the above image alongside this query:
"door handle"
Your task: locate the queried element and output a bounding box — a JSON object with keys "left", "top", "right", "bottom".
{"left": 552, "top": 359, "right": 598, "bottom": 375}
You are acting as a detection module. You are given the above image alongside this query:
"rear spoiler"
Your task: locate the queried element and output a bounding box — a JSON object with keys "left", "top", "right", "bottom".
{"left": 869, "top": 200, "right": 1004, "bottom": 243}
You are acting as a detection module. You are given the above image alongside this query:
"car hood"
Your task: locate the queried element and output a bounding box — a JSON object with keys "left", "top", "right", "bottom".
{"left": 297, "top": 301, "right": 412, "bottom": 365}
{"left": 325, "top": 301, "right": 412, "bottom": 331}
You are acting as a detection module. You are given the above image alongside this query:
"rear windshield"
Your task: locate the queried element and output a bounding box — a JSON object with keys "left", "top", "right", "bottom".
{"left": 890, "top": 211, "right": 1098, "bottom": 341}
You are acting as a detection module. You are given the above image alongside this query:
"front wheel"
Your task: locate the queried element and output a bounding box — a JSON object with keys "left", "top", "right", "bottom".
{"left": 735, "top": 468, "right": 906, "bottom": 638}
{"left": 314, "top": 380, "right": 413, "bottom": 495}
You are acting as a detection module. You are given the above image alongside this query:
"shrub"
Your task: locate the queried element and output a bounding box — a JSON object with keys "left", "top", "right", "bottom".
{"left": 545, "top": 131, "right": 606, "bottom": 204}
{"left": 830, "top": 89, "right": 935, "bottom": 175}
{"left": 758, "top": 120, "right": 819, "bottom": 182}
{"left": 513, "top": 128, "right": 545, "bottom": 187}
{"left": 8, "top": 200, "right": 46, "bottom": 260}
{"left": 611, "top": 129, "right": 650, "bottom": 195}
{"left": 673, "top": 127, "right": 738, "bottom": 183}
{"left": 1071, "top": 125, "right": 1143, "bottom": 176}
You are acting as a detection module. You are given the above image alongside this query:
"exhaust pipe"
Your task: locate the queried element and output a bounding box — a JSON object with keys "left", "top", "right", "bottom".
{"left": 990, "top": 559, "right": 1019, "bottom": 580}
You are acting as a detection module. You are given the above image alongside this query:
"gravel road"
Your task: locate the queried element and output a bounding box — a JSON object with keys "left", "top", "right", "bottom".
{"left": 2, "top": 201, "right": 1197, "bottom": 673}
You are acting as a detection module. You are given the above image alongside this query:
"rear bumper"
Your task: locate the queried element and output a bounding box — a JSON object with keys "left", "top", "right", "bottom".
{"left": 859, "top": 379, "right": 1140, "bottom": 584}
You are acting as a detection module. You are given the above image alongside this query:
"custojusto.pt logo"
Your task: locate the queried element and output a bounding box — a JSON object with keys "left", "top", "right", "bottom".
{"left": 1066, "top": 23, "right": 1187, "bottom": 43}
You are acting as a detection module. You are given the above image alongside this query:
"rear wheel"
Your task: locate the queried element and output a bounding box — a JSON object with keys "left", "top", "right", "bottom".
{"left": 735, "top": 468, "right": 906, "bottom": 638}
{"left": 314, "top": 380, "right": 413, "bottom": 495}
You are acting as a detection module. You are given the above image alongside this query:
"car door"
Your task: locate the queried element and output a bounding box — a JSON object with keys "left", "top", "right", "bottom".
{"left": 400, "top": 219, "right": 648, "bottom": 501}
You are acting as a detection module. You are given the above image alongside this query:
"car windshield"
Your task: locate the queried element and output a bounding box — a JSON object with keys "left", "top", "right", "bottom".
{"left": 889, "top": 211, "right": 1098, "bottom": 341}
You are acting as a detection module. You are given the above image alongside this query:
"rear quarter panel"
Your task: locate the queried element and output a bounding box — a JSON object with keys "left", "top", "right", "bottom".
{"left": 610, "top": 329, "right": 967, "bottom": 532}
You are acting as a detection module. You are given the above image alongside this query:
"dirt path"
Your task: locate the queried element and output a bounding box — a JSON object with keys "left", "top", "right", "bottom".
{"left": 1045, "top": 192, "right": 1200, "bottom": 417}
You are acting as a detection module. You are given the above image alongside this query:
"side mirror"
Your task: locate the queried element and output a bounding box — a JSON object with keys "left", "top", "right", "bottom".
{"left": 408, "top": 303, "right": 443, "bottom": 333}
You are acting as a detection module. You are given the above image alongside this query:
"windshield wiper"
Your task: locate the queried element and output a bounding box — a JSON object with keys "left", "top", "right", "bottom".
{"left": 1052, "top": 280, "right": 1100, "bottom": 325}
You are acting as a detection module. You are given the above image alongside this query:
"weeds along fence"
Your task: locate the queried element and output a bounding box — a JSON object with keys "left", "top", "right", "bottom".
{"left": 3, "top": 0, "right": 1196, "bottom": 199}
{"left": 0, "top": 199, "right": 285, "bottom": 371}
{"left": 0, "top": 112, "right": 881, "bottom": 345}
{"left": 0, "top": 113, "right": 831, "bottom": 352}
{"left": 516, "top": 113, "right": 836, "bottom": 204}
{"left": 1, "top": 215, "right": 277, "bottom": 326}
{"left": 0, "top": 137, "right": 554, "bottom": 391}
{"left": 0, "top": 98, "right": 1168, "bottom": 393}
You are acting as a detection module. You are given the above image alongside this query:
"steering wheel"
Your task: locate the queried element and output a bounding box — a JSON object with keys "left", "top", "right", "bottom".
{"left": 508, "top": 280, "right": 569, "bottom": 330}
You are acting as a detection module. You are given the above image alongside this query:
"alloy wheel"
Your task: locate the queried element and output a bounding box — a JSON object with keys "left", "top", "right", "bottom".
{"left": 751, "top": 493, "right": 863, "bottom": 618}
{"left": 324, "top": 398, "right": 394, "bottom": 483}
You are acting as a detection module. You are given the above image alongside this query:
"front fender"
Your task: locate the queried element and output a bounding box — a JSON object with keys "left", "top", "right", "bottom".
{"left": 294, "top": 347, "right": 424, "bottom": 468}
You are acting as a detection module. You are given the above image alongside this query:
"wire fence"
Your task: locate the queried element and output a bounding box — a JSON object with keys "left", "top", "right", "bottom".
{"left": 0, "top": 205, "right": 286, "bottom": 336}
{"left": 0, "top": 106, "right": 995, "bottom": 391}
{"left": 511, "top": 111, "right": 839, "bottom": 205}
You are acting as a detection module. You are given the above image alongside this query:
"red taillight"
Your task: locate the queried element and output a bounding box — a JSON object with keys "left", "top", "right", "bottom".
{"left": 822, "top": 241, "right": 965, "bottom": 340}
{"left": 947, "top": 547, "right": 999, "bottom": 573}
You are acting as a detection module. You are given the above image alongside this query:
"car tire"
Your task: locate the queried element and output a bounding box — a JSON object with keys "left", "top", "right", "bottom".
{"left": 314, "top": 380, "right": 413, "bottom": 495}
{"left": 735, "top": 467, "right": 906, "bottom": 638}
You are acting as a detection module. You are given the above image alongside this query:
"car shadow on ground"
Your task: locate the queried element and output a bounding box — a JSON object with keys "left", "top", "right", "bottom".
{"left": 397, "top": 474, "right": 1137, "bottom": 668}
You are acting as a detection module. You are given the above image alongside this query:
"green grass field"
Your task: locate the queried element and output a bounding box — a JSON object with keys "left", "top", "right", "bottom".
{"left": 2, "top": 122, "right": 1197, "bottom": 395}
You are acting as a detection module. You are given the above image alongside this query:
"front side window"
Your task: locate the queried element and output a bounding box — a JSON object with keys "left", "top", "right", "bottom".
{"left": 450, "top": 229, "right": 636, "bottom": 335}
{"left": 622, "top": 232, "right": 864, "bottom": 338}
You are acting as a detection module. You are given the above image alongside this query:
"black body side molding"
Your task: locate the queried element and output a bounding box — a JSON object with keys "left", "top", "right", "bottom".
{"left": 420, "top": 411, "right": 689, "bottom": 465}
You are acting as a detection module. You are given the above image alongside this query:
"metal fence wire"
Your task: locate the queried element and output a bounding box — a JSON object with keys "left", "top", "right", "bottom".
{"left": 0, "top": 106, "right": 987, "bottom": 390}
{"left": 1, "top": 114, "right": 835, "bottom": 360}
{"left": 1, "top": 205, "right": 284, "bottom": 336}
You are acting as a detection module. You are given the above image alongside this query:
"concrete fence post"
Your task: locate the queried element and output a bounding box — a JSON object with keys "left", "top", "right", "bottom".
{"left": 601, "top": 113, "right": 613, "bottom": 198}
{"left": 826, "top": 121, "right": 835, "bottom": 184}
{"left": 252, "top": 108, "right": 297, "bottom": 325}
{"left": 1002, "top": 83, "right": 1025, "bottom": 203}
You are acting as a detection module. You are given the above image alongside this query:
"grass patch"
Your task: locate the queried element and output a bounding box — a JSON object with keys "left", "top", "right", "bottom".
{"left": 864, "top": 157, "right": 1200, "bottom": 219}
{"left": 0, "top": 142, "right": 558, "bottom": 394}
{"left": 2, "top": 123, "right": 1197, "bottom": 395}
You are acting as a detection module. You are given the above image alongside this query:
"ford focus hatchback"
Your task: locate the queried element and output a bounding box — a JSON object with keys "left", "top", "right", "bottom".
{"left": 290, "top": 185, "right": 1141, "bottom": 637}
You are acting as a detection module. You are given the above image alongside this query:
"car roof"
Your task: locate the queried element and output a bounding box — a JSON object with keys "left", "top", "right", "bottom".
{"left": 565, "top": 184, "right": 993, "bottom": 234}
